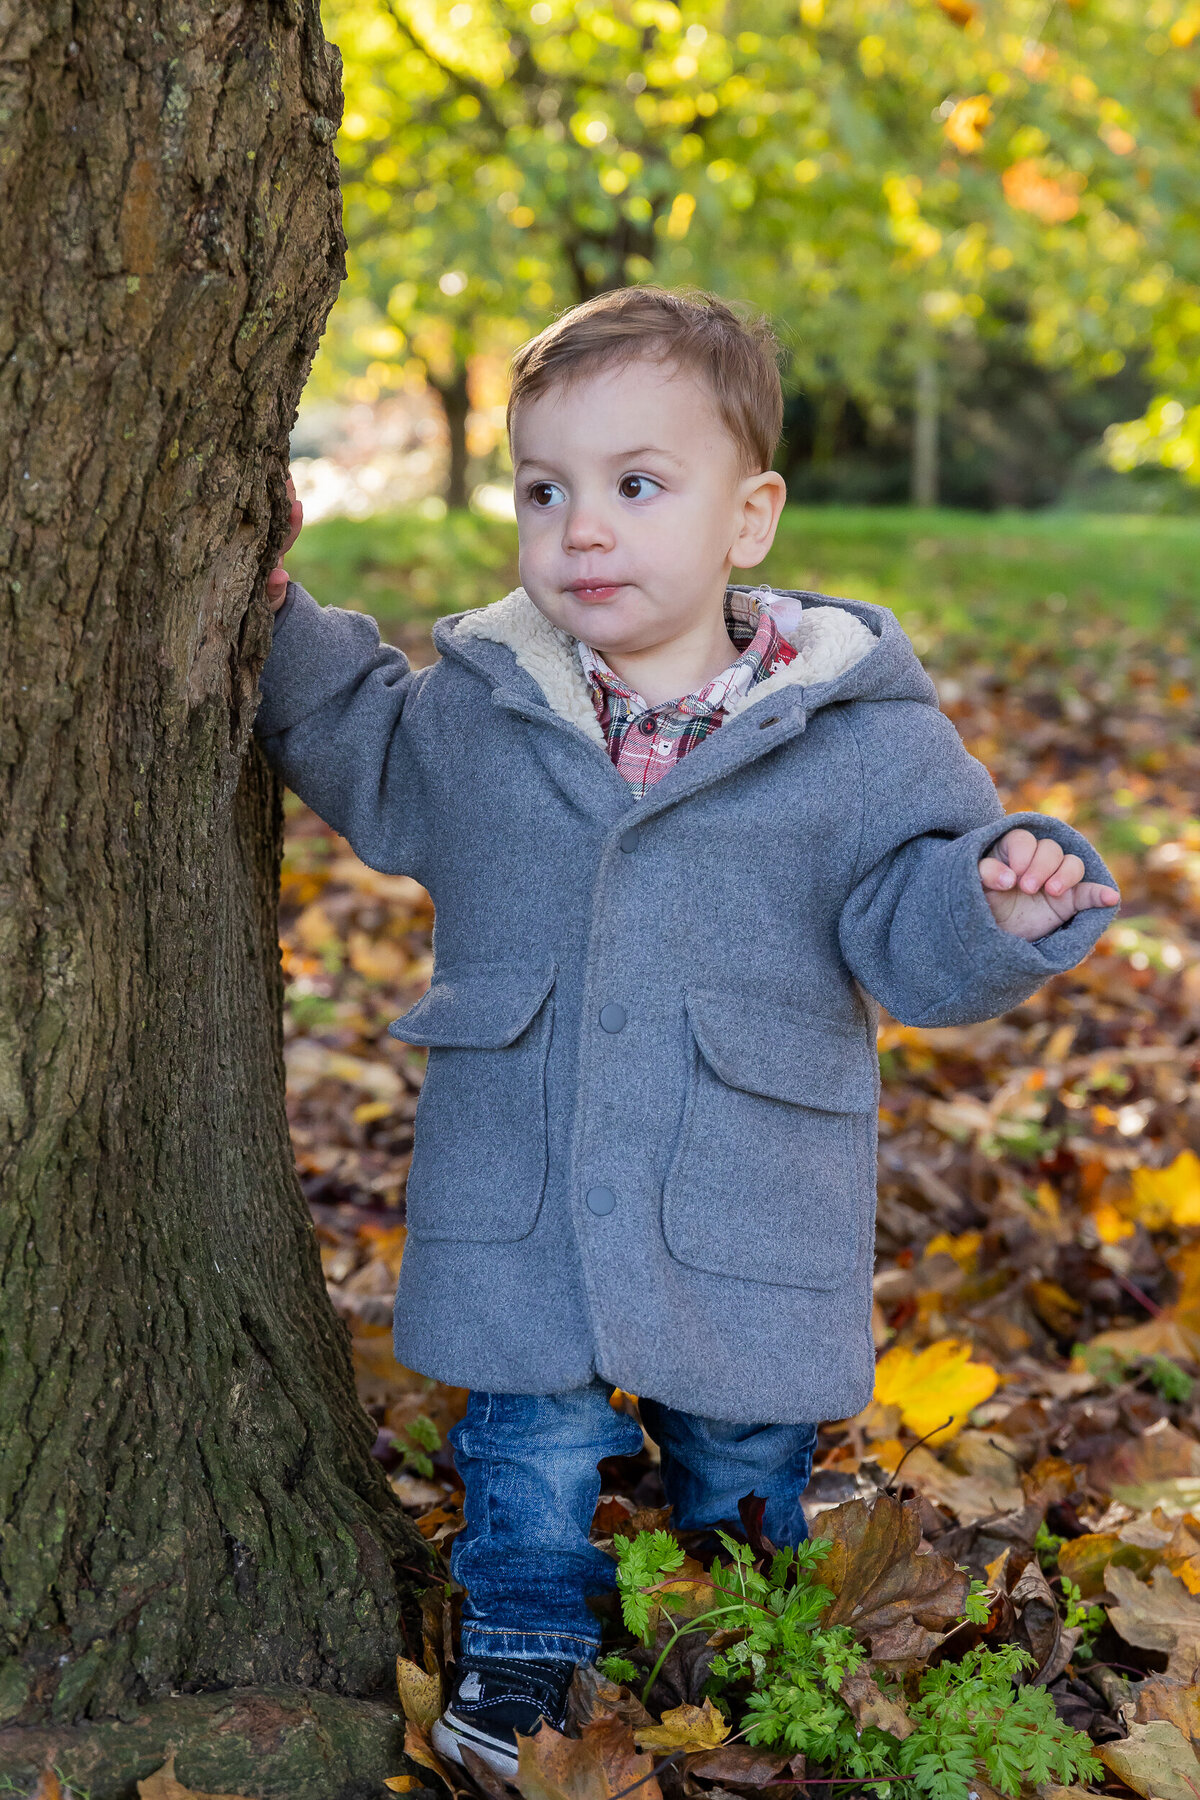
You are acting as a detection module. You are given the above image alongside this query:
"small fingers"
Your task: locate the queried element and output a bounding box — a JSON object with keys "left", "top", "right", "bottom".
{"left": 1073, "top": 880, "right": 1121, "bottom": 912}
{"left": 1044, "top": 852, "right": 1084, "bottom": 898}
{"left": 994, "top": 827, "right": 1038, "bottom": 878}
{"left": 1015, "top": 836, "right": 1066, "bottom": 894}
{"left": 978, "top": 856, "right": 1015, "bottom": 891}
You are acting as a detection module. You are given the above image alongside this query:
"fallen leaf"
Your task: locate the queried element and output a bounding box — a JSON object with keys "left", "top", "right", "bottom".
{"left": 567, "top": 1663, "right": 653, "bottom": 1733}
{"left": 1011, "top": 1557, "right": 1065, "bottom": 1680}
{"left": 839, "top": 1665, "right": 914, "bottom": 1739}
{"left": 1057, "top": 1532, "right": 1160, "bottom": 1600}
{"left": 31, "top": 1772, "right": 62, "bottom": 1800}
{"left": 514, "top": 1718, "right": 661, "bottom": 1800}
{"left": 887, "top": 1443, "right": 1021, "bottom": 1524}
{"left": 811, "top": 1492, "right": 969, "bottom": 1667}
{"left": 1134, "top": 1672, "right": 1200, "bottom": 1736}
{"left": 936, "top": 0, "right": 977, "bottom": 24}
{"left": 871, "top": 1339, "right": 999, "bottom": 1443}
{"left": 635, "top": 1698, "right": 730, "bottom": 1752}
{"left": 384, "top": 1780, "right": 422, "bottom": 1793}
{"left": 396, "top": 1655, "right": 444, "bottom": 1731}
{"left": 1099, "top": 1719, "right": 1200, "bottom": 1800}
{"left": 1106, "top": 1565, "right": 1200, "bottom": 1671}
{"left": 1130, "top": 1152, "right": 1200, "bottom": 1229}
{"left": 686, "top": 1745, "right": 791, "bottom": 1787}
{"left": 136, "top": 1756, "right": 257, "bottom": 1800}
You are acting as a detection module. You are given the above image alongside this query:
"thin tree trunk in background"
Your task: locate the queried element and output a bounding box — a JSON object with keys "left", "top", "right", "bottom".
{"left": 911, "top": 350, "right": 940, "bottom": 507}
{"left": 0, "top": 0, "right": 426, "bottom": 1744}
{"left": 433, "top": 364, "right": 471, "bottom": 508}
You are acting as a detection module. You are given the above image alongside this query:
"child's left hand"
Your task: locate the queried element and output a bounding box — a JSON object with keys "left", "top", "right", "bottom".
{"left": 979, "top": 828, "right": 1119, "bottom": 940}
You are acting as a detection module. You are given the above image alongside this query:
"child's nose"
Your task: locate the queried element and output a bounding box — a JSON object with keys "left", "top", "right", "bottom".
{"left": 562, "top": 504, "right": 615, "bottom": 552}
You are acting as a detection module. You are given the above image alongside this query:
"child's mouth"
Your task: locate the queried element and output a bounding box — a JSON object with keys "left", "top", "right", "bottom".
{"left": 566, "top": 581, "right": 627, "bottom": 603}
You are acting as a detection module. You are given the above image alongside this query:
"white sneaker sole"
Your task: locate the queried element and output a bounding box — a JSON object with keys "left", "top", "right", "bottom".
{"left": 432, "top": 1710, "right": 521, "bottom": 1778}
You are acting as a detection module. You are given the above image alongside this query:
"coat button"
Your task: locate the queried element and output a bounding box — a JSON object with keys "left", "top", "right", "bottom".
{"left": 638, "top": 716, "right": 656, "bottom": 736}
{"left": 599, "top": 1003, "right": 627, "bottom": 1033}
{"left": 586, "top": 1185, "right": 616, "bottom": 1216}
{"left": 619, "top": 828, "right": 639, "bottom": 852}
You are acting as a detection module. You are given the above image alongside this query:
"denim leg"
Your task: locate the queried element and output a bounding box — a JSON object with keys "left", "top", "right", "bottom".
{"left": 450, "top": 1385, "right": 644, "bottom": 1664}
{"left": 638, "top": 1401, "right": 819, "bottom": 1549}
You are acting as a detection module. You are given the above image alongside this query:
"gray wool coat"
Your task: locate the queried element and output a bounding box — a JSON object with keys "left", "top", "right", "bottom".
{"left": 256, "top": 580, "right": 1117, "bottom": 1424}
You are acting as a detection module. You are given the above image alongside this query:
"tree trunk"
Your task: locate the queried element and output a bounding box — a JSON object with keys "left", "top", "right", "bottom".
{"left": 911, "top": 350, "right": 940, "bottom": 507}
{"left": 432, "top": 363, "right": 471, "bottom": 509}
{"left": 0, "top": 0, "right": 427, "bottom": 1741}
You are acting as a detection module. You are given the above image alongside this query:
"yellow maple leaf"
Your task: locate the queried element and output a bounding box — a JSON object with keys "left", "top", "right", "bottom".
{"left": 635, "top": 1698, "right": 731, "bottom": 1752}
{"left": 1130, "top": 1152, "right": 1200, "bottom": 1230}
{"left": 943, "top": 95, "right": 991, "bottom": 154}
{"left": 873, "top": 1340, "right": 999, "bottom": 1444}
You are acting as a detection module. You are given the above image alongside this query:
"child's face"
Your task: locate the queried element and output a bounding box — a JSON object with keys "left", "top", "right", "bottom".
{"left": 511, "top": 358, "right": 783, "bottom": 658}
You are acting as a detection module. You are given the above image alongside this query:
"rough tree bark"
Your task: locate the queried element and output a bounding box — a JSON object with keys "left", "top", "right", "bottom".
{"left": 0, "top": 0, "right": 428, "bottom": 1770}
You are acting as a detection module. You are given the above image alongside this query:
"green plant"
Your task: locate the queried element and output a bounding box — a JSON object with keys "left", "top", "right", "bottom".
{"left": 1034, "top": 1519, "right": 1067, "bottom": 1571}
{"left": 1059, "top": 1576, "right": 1106, "bottom": 1661}
{"left": 610, "top": 1528, "right": 1101, "bottom": 1800}
{"left": 898, "top": 1644, "right": 1102, "bottom": 1800}
{"left": 397, "top": 1413, "right": 441, "bottom": 1479}
{"left": 1144, "top": 1353, "right": 1195, "bottom": 1404}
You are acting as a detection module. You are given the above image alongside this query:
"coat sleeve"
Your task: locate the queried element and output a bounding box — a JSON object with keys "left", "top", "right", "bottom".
{"left": 836, "top": 699, "right": 1118, "bottom": 1028}
{"left": 253, "top": 581, "right": 430, "bottom": 874}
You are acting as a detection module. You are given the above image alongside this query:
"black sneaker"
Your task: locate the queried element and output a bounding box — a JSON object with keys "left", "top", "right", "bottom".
{"left": 432, "top": 1654, "right": 576, "bottom": 1777}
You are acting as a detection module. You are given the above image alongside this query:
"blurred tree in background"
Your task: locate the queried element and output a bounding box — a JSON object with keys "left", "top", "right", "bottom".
{"left": 316, "top": 0, "right": 1200, "bottom": 510}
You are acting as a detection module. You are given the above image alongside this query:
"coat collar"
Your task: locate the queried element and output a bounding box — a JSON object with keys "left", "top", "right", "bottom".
{"left": 448, "top": 586, "right": 878, "bottom": 747}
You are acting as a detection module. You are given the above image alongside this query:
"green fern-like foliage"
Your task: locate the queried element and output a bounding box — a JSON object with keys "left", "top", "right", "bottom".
{"left": 608, "top": 1529, "right": 1103, "bottom": 1800}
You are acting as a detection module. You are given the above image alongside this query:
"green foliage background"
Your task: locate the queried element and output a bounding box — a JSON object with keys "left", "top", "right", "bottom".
{"left": 314, "top": 0, "right": 1200, "bottom": 499}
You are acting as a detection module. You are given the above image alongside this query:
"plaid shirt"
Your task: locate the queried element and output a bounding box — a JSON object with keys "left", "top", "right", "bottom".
{"left": 578, "top": 588, "right": 797, "bottom": 797}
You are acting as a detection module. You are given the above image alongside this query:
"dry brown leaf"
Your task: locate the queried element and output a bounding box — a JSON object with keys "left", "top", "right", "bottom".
{"left": 888, "top": 1443, "right": 1021, "bottom": 1525}
{"left": 1058, "top": 1532, "right": 1161, "bottom": 1599}
{"left": 1010, "top": 1557, "right": 1068, "bottom": 1681}
{"left": 685, "top": 1745, "right": 791, "bottom": 1787}
{"left": 567, "top": 1663, "right": 653, "bottom": 1734}
{"left": 811, "top": 1492, "right": 968, "bottom": 1667}
{"left": 634, "top": 1698, "right": 730, "bottom": 1752}
{"left": 514, "top": 1718, "right": 661, "bottom": 1800}
{"left": 136, "top": 1755, "right": 256, "bottom": 1800}
{"left": 839, "top": 1665, "right": 914, "bottom": 1739}
{"left": 1106, "top": 1564, "right": 1200, "bottom": 1671}
{"left": 1099, "top": 1719, "right": 1200, "bottom": 1800}
{"left": 31, "top": 1771, "right": 63, "bottom": 1800}
{"left": 1134, "top": 1672, "right": 1200, "bottom": 1737}
{"left": 384, "top": 1780, "right": 422, "bottom": 1794}
{"left": 396, "top": 1654, "right": 443, "bottom": 1731}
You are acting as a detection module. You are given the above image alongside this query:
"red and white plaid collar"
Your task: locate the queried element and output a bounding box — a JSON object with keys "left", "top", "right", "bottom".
{"left": 576, "top": 587, "right": 782, "bottom": 719}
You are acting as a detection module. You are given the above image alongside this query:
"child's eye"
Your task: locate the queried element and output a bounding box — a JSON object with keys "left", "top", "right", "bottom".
{"left": 527, "top": 481, "right": 566, "bottom": 508}
{"left": 618, "top": 474, "right": 662, "bottom": 501}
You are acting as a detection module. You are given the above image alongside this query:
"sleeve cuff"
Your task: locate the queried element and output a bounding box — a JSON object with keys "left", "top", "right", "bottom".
{"left": 948, "top": 810, "right": 1119, "bottom": 987}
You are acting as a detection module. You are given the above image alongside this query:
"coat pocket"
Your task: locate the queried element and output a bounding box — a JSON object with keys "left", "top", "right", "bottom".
{"left": 661, "top": 992, "right": 879, "bottom": 1290}
{"left": 388, "top": 963, "right": 555, "bottom": 1243}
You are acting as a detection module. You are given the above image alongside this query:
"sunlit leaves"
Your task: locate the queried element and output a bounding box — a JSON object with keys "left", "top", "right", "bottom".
{"left": 872, "top": 1339, "right": 1000, "bottom": 1443}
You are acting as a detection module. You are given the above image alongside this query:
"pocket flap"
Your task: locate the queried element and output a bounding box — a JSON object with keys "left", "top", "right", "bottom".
{"left": 390, "top": 963, "right": 555, "bottom": 1049}
{"left": 685, "top": 992, "right": 878, "bottom": 1114}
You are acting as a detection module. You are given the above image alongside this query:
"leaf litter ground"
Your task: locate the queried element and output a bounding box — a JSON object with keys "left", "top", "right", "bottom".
{"left": 278, "top": 615, "right": 1200, "bottom": 1800}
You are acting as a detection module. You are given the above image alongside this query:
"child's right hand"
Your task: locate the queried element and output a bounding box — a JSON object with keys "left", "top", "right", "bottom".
{"left": 266, "top": 475, "right": 303, "bottom": 613}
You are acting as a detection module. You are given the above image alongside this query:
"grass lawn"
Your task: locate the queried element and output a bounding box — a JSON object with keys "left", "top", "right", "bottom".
{"left": 287, "top": 505, "right": 1200, "bottom": 666}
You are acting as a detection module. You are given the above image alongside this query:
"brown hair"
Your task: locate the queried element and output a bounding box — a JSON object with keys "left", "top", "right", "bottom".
{"left": 507, "top": 287, "right": 784, "bottom": 473}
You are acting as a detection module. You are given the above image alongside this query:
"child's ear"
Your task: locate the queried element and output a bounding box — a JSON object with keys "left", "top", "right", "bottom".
{"left": 730, "top": 470, "right": 787, "bottom": 570}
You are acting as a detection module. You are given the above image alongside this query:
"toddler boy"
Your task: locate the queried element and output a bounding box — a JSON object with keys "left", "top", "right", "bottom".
{"left": 257, "top": 288, "right": 1118, "bottom": 1776}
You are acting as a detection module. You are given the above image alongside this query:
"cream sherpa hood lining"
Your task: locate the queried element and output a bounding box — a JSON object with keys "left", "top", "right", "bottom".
{"left": 454, "top": 586, "right": 877, "bottom": 751}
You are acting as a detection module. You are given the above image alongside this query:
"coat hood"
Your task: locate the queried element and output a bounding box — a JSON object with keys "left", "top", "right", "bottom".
{"left": 437, "top": 584, "right": 939, "bottom": 747}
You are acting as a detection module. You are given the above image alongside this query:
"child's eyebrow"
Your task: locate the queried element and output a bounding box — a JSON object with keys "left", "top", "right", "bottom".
{"left": 514, "top": 445, "right": 683, "bottom": 474}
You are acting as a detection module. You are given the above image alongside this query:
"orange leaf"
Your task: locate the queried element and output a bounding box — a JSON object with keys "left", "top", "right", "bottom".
{"left": 936, "top": 0, "right": 977, "bottom": 24}
{"left": 1002, "top": 159, "right": 1083, "bottom": 223}
{"left": 943, "top": 95, "right": 991, "bottom": 153}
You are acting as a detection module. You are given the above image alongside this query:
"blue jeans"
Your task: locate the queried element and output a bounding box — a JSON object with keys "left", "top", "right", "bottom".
{"left": 448, "top": 1383, "right": 818, "bottom": 1664}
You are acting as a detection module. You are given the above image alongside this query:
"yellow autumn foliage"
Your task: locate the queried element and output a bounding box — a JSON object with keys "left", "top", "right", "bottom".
{"left": 872, "top": 1339, "right": 1000, "bottom": 1443}
{"left": 1129, "top": 1152, "right": 1200, "bottom": 1230}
